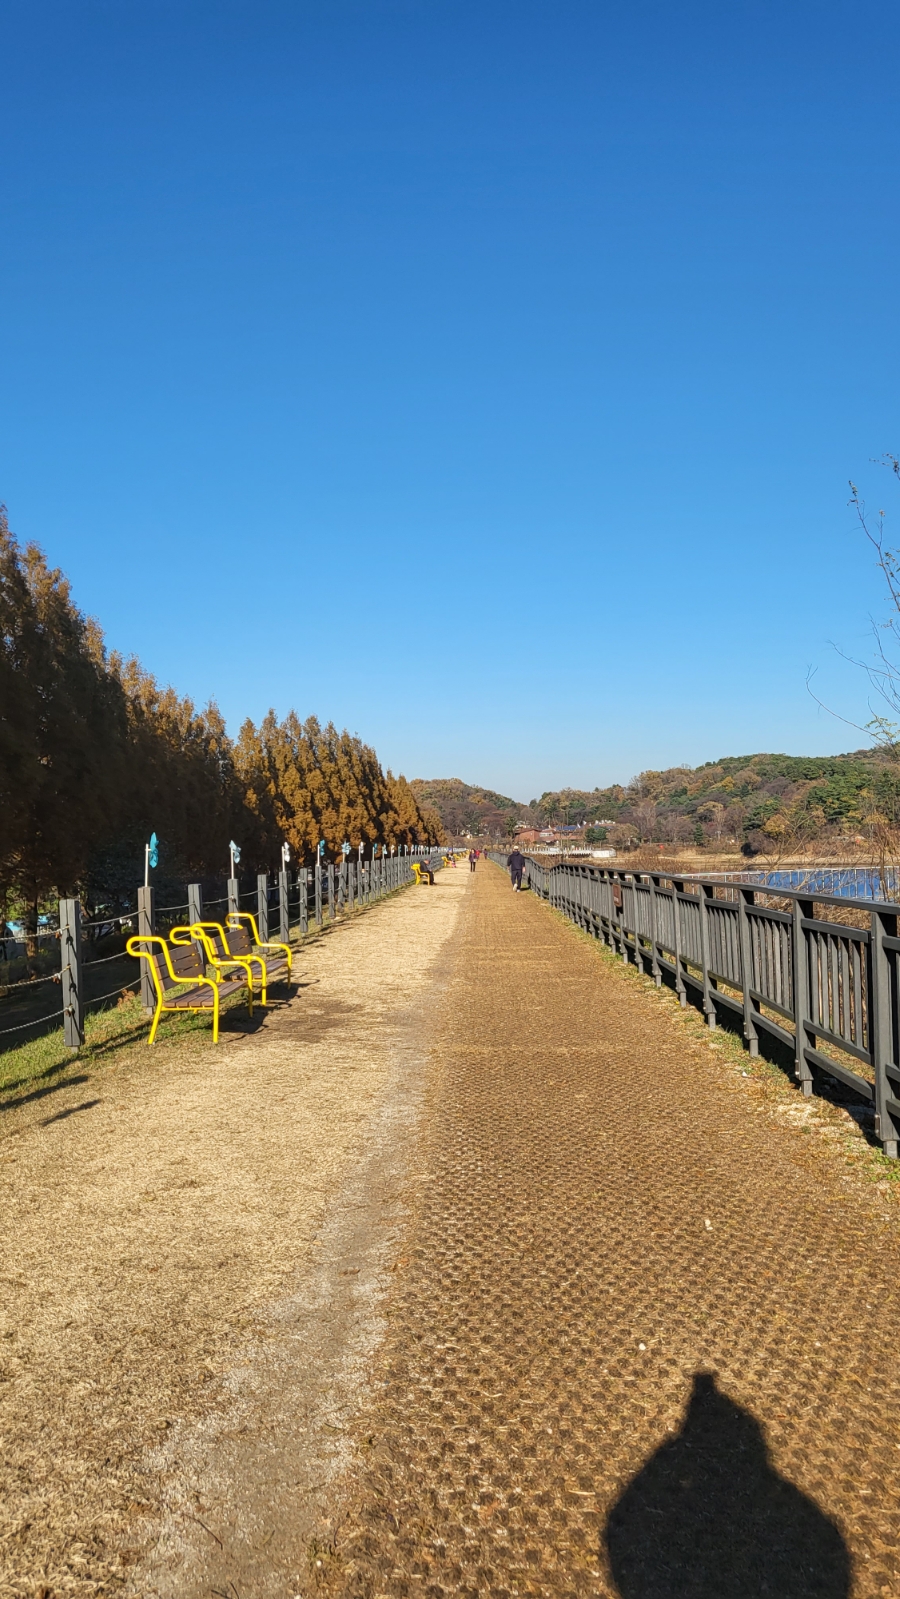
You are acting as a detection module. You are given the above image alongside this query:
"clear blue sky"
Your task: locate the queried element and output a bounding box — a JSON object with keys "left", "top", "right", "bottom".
{"left": 2, "top": 1, "right": 898, "bottom": 801}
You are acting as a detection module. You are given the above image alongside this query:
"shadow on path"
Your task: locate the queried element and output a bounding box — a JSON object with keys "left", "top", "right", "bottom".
{"left": 605, "top": 1373, "right": 851, "bottom": 1598}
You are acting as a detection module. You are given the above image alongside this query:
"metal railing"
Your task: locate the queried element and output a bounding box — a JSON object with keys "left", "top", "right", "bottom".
{"left": 490, "top": 852, "right": 900, "bottom": 1158}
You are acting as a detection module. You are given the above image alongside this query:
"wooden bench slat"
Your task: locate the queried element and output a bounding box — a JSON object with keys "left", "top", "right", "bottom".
{"left": 169, "top": 944, "right": 205, "bottom": 978}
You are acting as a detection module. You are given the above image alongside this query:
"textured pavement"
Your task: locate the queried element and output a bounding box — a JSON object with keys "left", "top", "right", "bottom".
{"left": 326, "top": 860, "right": 900, "bottom": 1598}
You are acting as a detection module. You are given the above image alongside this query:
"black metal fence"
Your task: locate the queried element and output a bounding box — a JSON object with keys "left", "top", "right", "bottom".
{"left": 1, "top": 848, "right": 432, "bottom": 1054}
{"left": 490, "top": 852, "right": 900, "bottom": 1159}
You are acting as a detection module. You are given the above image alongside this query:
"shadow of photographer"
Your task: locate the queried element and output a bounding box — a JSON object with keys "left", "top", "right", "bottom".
{"left": 605, "top": 1372, "right": 850, "bottom": 1597}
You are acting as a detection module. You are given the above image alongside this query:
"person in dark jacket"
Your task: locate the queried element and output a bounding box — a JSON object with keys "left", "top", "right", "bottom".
{"left": 507, "top": 847, "right": 525, "bottom": 891}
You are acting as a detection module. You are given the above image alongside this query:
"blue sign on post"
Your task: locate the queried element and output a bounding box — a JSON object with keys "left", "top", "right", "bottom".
{"left": 145, "top": 831, "right": 159, "bottom": 885}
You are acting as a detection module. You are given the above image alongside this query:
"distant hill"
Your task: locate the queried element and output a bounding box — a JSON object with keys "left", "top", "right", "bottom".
{"left": 415, "top": 751, "right": 900, "bottom": 848}
{"left": 409, "top": 778, "right": 535, "bottom": 838}
{"left": 533, "top": 749, "right": 900, "bottom": 849}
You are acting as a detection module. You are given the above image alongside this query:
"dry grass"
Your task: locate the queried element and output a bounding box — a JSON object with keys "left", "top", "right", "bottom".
{"left": 0, "top": 872, "right": 469, "bottom": 1599}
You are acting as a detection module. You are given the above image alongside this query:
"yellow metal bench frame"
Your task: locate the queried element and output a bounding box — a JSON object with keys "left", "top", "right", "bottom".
{"left": 126, "top": 934, "right": 251, "bottom": 1044}
{"left": 226, "top": 912, "right": 293, "bottom": 980}
{"left": 172, "top": 923, "right": 267, "bottom": 1002}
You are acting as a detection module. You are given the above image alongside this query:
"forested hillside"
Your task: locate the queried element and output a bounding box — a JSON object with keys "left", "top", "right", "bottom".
{"left": 416, "top": 753, "right": 900, "bottom": 852}
{"left": 409, "top": 778, "right": 536, "bottom": 838}
{"left": 534, "top": 752, "right": 900, "bottom": 850}
{"left": 0, "top": 510, "right": 442, "bottom": 913}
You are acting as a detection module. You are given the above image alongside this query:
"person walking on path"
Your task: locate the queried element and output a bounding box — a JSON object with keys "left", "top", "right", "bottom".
{"left": 507, "top": 846, "right": 525, "bottom": 891}
{"left": 468, "top": 849, "right": 478, "bottom": 873}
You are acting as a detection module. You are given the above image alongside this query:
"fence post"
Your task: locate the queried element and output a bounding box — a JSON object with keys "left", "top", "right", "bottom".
{"left": 597, "top": 870, "right": 610, "bottom": 945}
{"left": 870, "top": 907, "right": 899, "bottom": 1157}
{"left": 187, "top": 882, "right": 203, "bottom": 959}
{"left": 630, "top": 879, "right": 645, "bottom": 974}
{"left": 315, "top": 861, "right": 323, "bottom": 925}
{"left": 738, "top": 887, "right": 759, "bottom": 1056}
{"left": 792, "top": 897, "right": 815, "bottom": 1096}
{"left": 137, "top": 885, "right": 156, "bottom": 1014}
{"left": 327, "top": 863, "right": 335, "bottom": 921}
{"left": 647, "top": 875, "right": 662, "bottom": 985}
{"left": 59, "top": 897, "right": 84, "bottom": 1047}
{"left": 257, "top": 873, "right": 269, "bottom": 942}
{"left": 279, "top": 869, "right": 290, "bottom": 942}
{"left": 228, "top": 877, "right": 240, "bottom": 919}
{"left": 698, "top": 883, "right": 716, "bottom": 1028}
{"left": 611, "top": 876, "right": 627, "bottom": 963}
{"left": 671, "top": 879, "right": 687, "bottom": 1005}
{"left": 299, "top": 868, "right": 309, "bottom": 934}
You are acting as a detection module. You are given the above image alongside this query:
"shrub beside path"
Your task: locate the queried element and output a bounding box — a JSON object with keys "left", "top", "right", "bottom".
{"left": 0, "top": 868, "right": 469, "bottom": 1599}
{"left": 323, "top": 862, "right": 900, "bottom": 1598}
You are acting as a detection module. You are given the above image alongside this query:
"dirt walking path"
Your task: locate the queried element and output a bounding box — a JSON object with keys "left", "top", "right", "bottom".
{"left": 324, "top": 861, "right": 900, "bottom": 1598}
{"left": 0, "top": 867, "right": 470, "bottom": 1599}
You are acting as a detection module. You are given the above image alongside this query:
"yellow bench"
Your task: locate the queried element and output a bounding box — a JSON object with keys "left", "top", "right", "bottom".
{"left": 126, "top": 934, "right": 251, "bottom": 1044}
{"left": 172, "top": 915, "right": 292, "bottom": 1008}
{"left": 226, "top": 912, "right": 293, "bottom": 982}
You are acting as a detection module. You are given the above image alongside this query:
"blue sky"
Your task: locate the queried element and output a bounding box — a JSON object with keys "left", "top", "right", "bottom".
{"left": 2, "top": 0, "right": 898, "bottom": 800}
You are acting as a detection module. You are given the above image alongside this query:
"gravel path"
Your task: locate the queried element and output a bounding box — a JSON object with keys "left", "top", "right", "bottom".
{"left": 0, "top": 869, "right": 469, "bottom": 1599}
{"left": 324, "top": 860, "right": 900, "bottom": 1598}
{"left": 7, "top": 857, "right": 900, "bottom": 1598}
